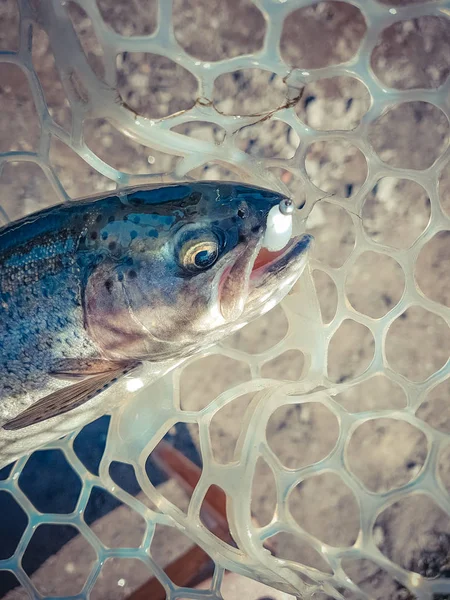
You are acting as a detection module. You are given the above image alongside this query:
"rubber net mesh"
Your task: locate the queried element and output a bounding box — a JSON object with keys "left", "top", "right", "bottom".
{"left": 0, "top": 0, "right": 450, "bottom": 598}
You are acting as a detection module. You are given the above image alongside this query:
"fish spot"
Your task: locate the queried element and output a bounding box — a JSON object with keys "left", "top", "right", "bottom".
{"left": 95, "top": 215, "right": 102, "bottom": 223}
{"left": 128, "top": 270, "right": 137, "bottom": 279}
{"left": 190, "top": 192, "right": 201, "bottom": 202}
{"left": 104, "top": 278, "right": 113, "bottom": 293}
{"left": 90, "top": 232, "right": 98, "bottom": 240}
{"left": 108, "top": 241, "right": 117, "bottom": 251}
{"left": 147, "top": 230, "right": 158, "bottom": 238}
{"left": 117, "top": 273, "right": 124, "bottom": 282}
{"left": 125, "top": 257, "right": 134, "bottom": 266}
{"left": 108, "top": 215, "right": 115, "bottom": 223}
{"left": 130, "top": 230, "right": 138, "bottom": 240}
{"left": 132, "top": 216, "right": 140, "bottom": 224}
{"left": 101, "top": 231, "right": 108, "bottom": 240}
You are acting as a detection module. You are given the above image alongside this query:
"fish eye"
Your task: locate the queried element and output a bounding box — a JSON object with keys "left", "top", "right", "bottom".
{"left": 179, "top": 234, "right": 219, "bottom": 272}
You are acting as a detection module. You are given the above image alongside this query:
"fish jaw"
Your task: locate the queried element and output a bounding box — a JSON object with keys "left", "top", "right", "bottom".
{"left": 214, "top": 232, "right": 312, "bottom": 334}
{"left": 231, "top": 233, "right": 313, "bottom": 324}
{"left": 251, "top": 234, "right": 313, "bottom": 282}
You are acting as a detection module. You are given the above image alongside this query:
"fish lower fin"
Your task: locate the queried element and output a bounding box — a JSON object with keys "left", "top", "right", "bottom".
{"left": 50, "top": 358, "right": 133, "bottom": 380}
{"left": 3, "top": 361, "right": 141, "bottom": 431}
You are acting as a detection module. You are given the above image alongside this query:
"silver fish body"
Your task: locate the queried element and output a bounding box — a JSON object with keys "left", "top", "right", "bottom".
{"left": 0, "top": 181, "right": 312, "bottom": 464}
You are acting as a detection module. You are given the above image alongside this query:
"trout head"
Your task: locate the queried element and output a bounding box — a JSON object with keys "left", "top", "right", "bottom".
{"left": 84, "top": 182, "right": 312, "bottom": 361}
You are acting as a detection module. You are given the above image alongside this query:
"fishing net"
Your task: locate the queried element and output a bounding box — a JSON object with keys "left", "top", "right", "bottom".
{"left": 0, "top": 0, "right": 450, "bottom": 598}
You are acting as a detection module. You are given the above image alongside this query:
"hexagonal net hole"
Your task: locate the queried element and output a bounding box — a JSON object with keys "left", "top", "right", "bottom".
{"left": 312, "top": 269, "right": 338, "bottom": 325}
{"left": 235, "top": 120, "right": 299, "bottom": 160}
{"left": 251, "top": 457, "right": 277, "bottom": 528}
{"left": 145, "top": 426, "right": 202, "bottom": 515}
{"left": 223, "top": 303, "right": 289, "bottom": 354}
{"left": 22, "top": 524, "right": 96, "bottom": 596}
{"left": 346, "top": 418, "right": 427, "bottom": 493}
{"left": 97, "top": 0, "right": 157, "bottom": 36}
{"left": 18, "top": 449, "right": 82, "bottom": 514}
{"left": 368, "top": 102, "right": 449, "bottom": 170}
{"left": 370, "top": 16, "right": 450, "bottom": 90}
{"left": 84, "top": 486, "right": 146, "bottom": 548}
{"left": 213, "top": 69, "right": 287, "bottom": 116}
{"left": 294, "top": 75, "right": 370, "bottom": 131}
{"left": 306, "top": 202, "right": 355, "bottom": 268}
{"left": 0, "top": 571, "right": 24, "bottom": 599}
{"left": 268, "top": 531, "right": 333, "bottom": 575}
{"left": 173, "top": 0, "right": 266, "bottom": 61}
{"left": 266, "top": 402, "right": 339, "bottom": 470}
{"left": 280, "top": 2, "right": 366, "bottom": 69}
{"left": 342, "top": 557, "right": 413, "bottom": 600}
{"left": 73, "top": 415, "right": 110, "bottom": 476}
{"left": 116, "top": 52, "right": 198, "bottom": 119}
{"left": 305, "top": 140, "right": 367, "bottom": 198}
{"left": 288, "top": 473, "right": 360, "bottom": 547}
{"left": 209, "top": 392, "right": 256, "bottom": 464}
{"left": 374, "top": 494, "right": 450, "bottom": 578}
{"left": 416, "top": 378, "right": 450, "bottom": 434}
{"left": 150, "top": 523, "right": 197, "bottom": 577}
{"left": 415, "top": 231, "right": 450, "bottom": 309}
{"left": 90, "top": 557, "right": 153, "bottom": 600}
{"left": 0, "top": 64, "right": 40, "bottom": 156}
{"left": 199, "top": 485, "right": 236, "bottom": 548}
{"left": 346, "top": 252, "right": 405, "bottom": 318}
{"left": 327, "top": 320, "right": 375, "bottom": 383}
{"left": 385, "top": 306, "right": 450, "bottom": 382}
{"left": 0, "top": 491, "right": 28, "bottom": 560}
{"left": 179, "top": 354, "right": 251, "bottom": 412}
{"left": 335, "top": 375, "right": 407, "bottom": 412}
{"left": 362, "top": 178, "right": 431, "bottom": 249}
{"left": 261, "top": 349, "right": 305, "bottom": 381}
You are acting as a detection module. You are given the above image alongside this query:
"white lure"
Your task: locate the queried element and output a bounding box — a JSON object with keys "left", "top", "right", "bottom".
{"left": 262, "top": 198, "right": 294, "bottom": 251}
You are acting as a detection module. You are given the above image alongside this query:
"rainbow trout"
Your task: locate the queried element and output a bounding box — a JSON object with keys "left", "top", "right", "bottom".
{"left": 0, "top": 182, "right": 311, "bottom": 461}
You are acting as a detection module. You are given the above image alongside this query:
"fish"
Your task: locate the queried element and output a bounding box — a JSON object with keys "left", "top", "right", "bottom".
{"left": 0, "top": 181, "right": 311, "bottom": 462}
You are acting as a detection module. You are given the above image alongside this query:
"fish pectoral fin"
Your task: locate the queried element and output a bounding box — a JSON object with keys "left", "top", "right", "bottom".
{"left": 3, "top": 361, "right": 141, "bottom": 431}
{"left": 50, "top": 358, "right": 133, "bottom": 380}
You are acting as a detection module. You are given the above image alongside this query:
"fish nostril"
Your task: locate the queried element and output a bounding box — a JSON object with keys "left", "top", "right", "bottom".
{"left": 237, "top": 202, "right": 249, "bottom": 219}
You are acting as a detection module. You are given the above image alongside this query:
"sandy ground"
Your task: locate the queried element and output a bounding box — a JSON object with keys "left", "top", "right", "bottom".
{"left": 0, "top": 1, "right": 450, "bottom": 599}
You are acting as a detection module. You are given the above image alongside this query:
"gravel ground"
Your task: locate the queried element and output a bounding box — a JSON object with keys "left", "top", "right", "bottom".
{"left": 0, "top": 1, "right": 450, "bottom": 599}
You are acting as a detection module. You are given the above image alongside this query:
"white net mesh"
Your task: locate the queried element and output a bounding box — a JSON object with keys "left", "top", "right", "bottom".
{"left": 0, "top": 0, "right": 450, "bottom": 598}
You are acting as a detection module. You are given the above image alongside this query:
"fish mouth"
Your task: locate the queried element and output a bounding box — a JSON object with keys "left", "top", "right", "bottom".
{"left": 250, "top": 234, "right": 312, "bottom": 279}
{"left": 218, "top": 233, "right": 313, "bottom": 321}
